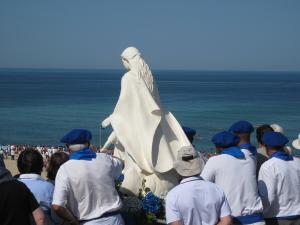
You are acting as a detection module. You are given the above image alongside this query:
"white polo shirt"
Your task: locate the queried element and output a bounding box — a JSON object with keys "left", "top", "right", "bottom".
{"left": 52, "top": 153, "right": 123, "bottom": 221}
{"left": 201, "top": 149, "right": 263, "bottom": 217}
{"left": 258, "top": 157, "right": 300, "bottom": 218}
{"left": 166, "top": 177, "right": 231, "bottom": 225}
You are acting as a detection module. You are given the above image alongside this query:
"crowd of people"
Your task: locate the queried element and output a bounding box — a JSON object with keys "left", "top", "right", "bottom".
{"left": 0, "top": 120, "right": 300, "bottom": 225}
{"left": 166, "top": 121, "right": 300, "bottom": 225}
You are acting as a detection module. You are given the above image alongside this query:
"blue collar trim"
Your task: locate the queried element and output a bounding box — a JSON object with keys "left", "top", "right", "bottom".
{"left": 70, "top": 147, "right": 96, "bottom": 161}
{"left": 239, "top": 143, "right": 257, "bottom": 156}
{"left": 222, "top": 146, "right": 245, "bottom": 159}
{"left": 269, "top": 151, "right": 293, "bottom": 161}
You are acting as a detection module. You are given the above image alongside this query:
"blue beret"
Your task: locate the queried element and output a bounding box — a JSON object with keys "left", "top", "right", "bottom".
{"left": 211, "top": 131, "right": 240, "bottom": 148}
{"left": 182, "top": 126, "right": 196, "bottom": 137}
{"left": 229, "top": 120, "right": 254, "bottom": 134}
{"left": 262, "top": 131, "right": 289, "bottom": 147}
{"left": 60, "top": 129, "right": 92, "bottom": 144}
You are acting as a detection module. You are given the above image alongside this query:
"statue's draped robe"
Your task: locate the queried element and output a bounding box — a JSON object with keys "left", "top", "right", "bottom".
{"left": 110, "top": 72, "right": 191, "bottom": 175}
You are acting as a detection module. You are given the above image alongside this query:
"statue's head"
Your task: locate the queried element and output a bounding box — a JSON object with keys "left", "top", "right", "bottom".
{"left": 121, "top": 47, "right": 141, "bottom": 70}
{"left": 120, "top": 47, "right": 155, "bottom": 95}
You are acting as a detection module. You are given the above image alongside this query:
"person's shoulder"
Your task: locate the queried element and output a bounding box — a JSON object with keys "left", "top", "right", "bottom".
{"left": 202, "top": 180, "right": 224, "bottom": 193}
{"left": 96, "top": 152, "right": 112, "bottom": 160}
{"left": 260, "top": 158, "right": 276, "bottom": 172}
{"left": 28, "top": 176, "right": 54, "bottom": 189}
{"left": 292, "top": 157, "right": 300, "bottom": 162}
{"left": 43, "top": 179, "right": 54, "bottom": 188}
{"left": 4, "top": 179, "right": 31, "bottom": 192}
{"left": 206, "top": 154, "right": 225, "bottom": 164}
{"left": 166, "top": 184, "right": 181, "bottom": 200}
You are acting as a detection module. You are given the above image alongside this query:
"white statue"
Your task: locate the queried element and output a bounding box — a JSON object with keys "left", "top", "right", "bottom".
{"left": 101, "top": 47, "right": 192, "bottom": 197}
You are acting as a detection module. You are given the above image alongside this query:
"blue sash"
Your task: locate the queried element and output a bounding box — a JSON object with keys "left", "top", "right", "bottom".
{"left": 239, "top": 143, "right": 257, "bottom": 156}
{"left": 234, "top": 213, "right": 264, "bottom": 224}
{"left": 221, "top": 146, "right": 245, "bottom": 159}
{"left": 269, "top": 151, "right": 293, "bottom": 161}
{"left": 70, "top": 148, "right": 96, "bottom": 161}
{"left": 276, "top": 215, "right": 300, "bottom": 220}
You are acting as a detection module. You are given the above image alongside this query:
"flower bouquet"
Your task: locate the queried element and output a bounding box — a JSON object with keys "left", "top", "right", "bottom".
{"left": 116, "top": 176, "right": 166, "bottom": 225}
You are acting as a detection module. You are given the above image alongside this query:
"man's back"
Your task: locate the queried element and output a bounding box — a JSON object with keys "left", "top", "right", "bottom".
{"left": 166, "top": 177, "right": 231, "bottom": 225}
{"left": 201, "top": 150, "right": 263, "bottom": 217}
{"left": 53, "top": 153, "right": 123, "bottom": 220}
{"left": 258, "top": 157, "right": 300, "bottom": 218}
{"left": 0, "top": 179, "right": 40, "bottom": 225}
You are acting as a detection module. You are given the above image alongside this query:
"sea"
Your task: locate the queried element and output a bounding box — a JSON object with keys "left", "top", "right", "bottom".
{"left": 1, "top": 69, "right": 300, "bottom": 155}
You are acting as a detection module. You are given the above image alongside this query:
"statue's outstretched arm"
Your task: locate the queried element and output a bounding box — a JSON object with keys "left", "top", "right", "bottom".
{"left": 101, "top": 115, "right": 111, "bottom": 128}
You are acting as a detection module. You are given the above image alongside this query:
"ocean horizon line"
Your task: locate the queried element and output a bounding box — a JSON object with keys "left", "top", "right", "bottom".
{"left": 1, "top": 67, "right": 300, "bottom": 74}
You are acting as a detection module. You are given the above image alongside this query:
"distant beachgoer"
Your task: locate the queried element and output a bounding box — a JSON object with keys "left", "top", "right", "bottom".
{"left": 256, "top": 124, "right": 274, "bottom": 177}
{"left": 10, "top": 147, "right": 15, "bottom": 160}
{"left": 47, "top": 152, "right": 69, "bottom": 185}
{"left": 258, "top": 131, "right": 300, "bottom": 225}
{"left": 201, "top": 131, "right": 265, "bottom": 225}
{"left": 182, "top": 126, "right": 208, "bottom": 163}
{"left": 0, "top": 159, "right": 46, "bottom": 225}
{"left": 182, "top": 126, "right": 197, "bottom": 144}
{"left": 166, "top": 146, "right": 232, "bottom": 225}
{"left": 0, "top": 149, "right": 4, "bottom": 163}
{"left": 52, "top": 129, "right": 124, "bottom": 225}
{"left": 0, "top": 157, "right": 5, "bottom": 169}
{"left": 17, "top": 148, "right": 55, "bottom": 224}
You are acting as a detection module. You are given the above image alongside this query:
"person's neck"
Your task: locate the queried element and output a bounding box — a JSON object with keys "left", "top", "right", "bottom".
{"left": 239, "top": 139, "right": 250, "bottom": 145}
{"left": 267, "top": 149, "right": 281, "bottom": 157}
{"left": 182, "top": 174, "right": 200, "bottom": 180}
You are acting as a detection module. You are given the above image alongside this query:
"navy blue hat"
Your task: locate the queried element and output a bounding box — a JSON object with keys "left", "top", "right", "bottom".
{"left": 182, "top": 126, "right": 196, "bottom": 137}
{"left": 61, "top": 129, "right": 92, "bottom": 144}
{"left": 262, "top": 131, "right": 289, "bottom": 147}
{"left": 211, "top": 131, "right": 240, "bottom": 148}
{"left": 229, "top": 120, "right": 254, "bottom": 134}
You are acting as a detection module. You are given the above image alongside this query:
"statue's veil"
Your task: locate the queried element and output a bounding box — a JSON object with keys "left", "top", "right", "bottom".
{"left": 121, "top": 47, "right": 154, "bottom": 94}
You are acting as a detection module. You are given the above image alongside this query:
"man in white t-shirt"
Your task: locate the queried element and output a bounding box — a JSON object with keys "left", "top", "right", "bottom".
{"left": 52, "top": 129, "right": 124, "bottom": 225}
{"left": 258, "top": 131, "right": 300, "bottom": 225}
{"left": 201, "top": 131, "right": 264, "bottom": 225}
{"left": 166, "top": 146, "right": 232, "bottom": 225}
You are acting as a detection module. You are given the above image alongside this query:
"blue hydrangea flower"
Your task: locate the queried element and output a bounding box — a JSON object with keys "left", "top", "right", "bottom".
{"left": 142, "top": 192, "right": 161, "bottom": 213}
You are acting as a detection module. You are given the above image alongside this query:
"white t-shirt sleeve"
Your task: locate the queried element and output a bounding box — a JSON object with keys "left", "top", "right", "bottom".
{"left": 52, "top": 167, "right": 69, "bottom": 207}
{"left": 200, "top": 158, "right": 216, "bottom": 182}
{"left": 166, "top": 191, "right": 182, "bottom": 224}
{"left": 219, "top": 191, "right": 232, "bottom": 218}
{"left": 258, "top": 164, "right": 276, "bottom": 215}
{"left": 111, "top": 157, "right": 123, "bottom": 179}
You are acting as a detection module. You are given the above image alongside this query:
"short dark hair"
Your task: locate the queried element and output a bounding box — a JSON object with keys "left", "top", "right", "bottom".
{"left": 47, "top": 152, "right": 69, "bottom": 181}
{"left": 256, "top": 124, "right": 274, "bottom": 145}
{"left": 17, "top": 148, "right": 44, "bottom": 174}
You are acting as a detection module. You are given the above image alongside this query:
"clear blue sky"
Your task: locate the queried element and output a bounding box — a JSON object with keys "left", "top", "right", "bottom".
{"left": 0, "top": 0, "right": 299, "bottom": 71}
